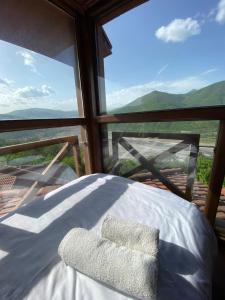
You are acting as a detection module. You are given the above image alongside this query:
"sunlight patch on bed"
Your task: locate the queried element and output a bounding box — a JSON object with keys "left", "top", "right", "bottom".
{"left": 0, "top": 249, "right": 9, "bottom": 260}
{"left": 2, "top": 179, "right": 106, "bottom": 233}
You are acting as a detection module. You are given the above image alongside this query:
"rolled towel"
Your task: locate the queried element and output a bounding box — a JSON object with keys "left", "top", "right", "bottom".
{"left": 58, "top": 228, "right": 157, "bottom": 300}
{"left": 102, "top": 215, "right": 159, "bottom": 257}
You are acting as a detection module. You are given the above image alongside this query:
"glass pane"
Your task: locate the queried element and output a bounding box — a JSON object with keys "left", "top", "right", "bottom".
{"left": 101, "top": 0, "right": 225, "bottom": 113}
{"left": 0, "top": 0, "right": 79, "bottom": 119}
{"left": 0, "top": 126, "right": 85, "bottom": 216}
{"left": 102, "top": 121, "right": 218, "bottom": 206}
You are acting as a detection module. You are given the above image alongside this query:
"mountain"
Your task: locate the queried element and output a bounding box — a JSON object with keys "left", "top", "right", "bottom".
{"left": 110, "top": 81, "right": 225, "bottom": 144}
{"left": 113, "top": 80, "right": 225, "bottom": 114}
{"left": 113, "top": 91, "right": 186, "bottom": 113}
{"left": 183, "top": 81, "right": 225, "bottom": 107}
{"left": 0, "top": 108, "right": 78, "bottom": 120}
{"left": 1, "top": 81, "right": 225, "bottom": 120}
{"left": 0, "top": 81, "right": 224, "bottom": 145}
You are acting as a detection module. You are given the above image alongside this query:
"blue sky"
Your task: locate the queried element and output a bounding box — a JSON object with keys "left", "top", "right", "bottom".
{"left": 104, "top": 0, "right": 225, "bottom": 110}
{"left": 0, "top": 0, "right": 225, "bottom": 114}
{"left": 0, "top": 42, "right": 77, "bottom": 114}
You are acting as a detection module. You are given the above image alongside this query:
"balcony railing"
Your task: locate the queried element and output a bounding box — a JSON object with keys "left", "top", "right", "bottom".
{"left": 111, "top": 131, "right": 200, "bottom": 201}
{"left": 0, "top": 135, "right": 82, "bottom": 215}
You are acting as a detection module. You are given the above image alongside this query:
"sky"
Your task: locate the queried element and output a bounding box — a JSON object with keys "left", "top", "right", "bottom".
{"left": 0, "top": 42, "right": 77, "bottom": 114}
{"left": 104, "top": 0, "right": 225, "bottom": 110}
{"left": 0, "top": 0, "right": 225, "bottom": 114}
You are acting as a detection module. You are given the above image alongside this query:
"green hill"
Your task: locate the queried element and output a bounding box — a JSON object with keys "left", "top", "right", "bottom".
{"left": 0, "top": 108, "right": 78, "bottom": 120}
{"left": 0, "top": 108, "right": 80, "bottom": 146}
{"left": 110, "top": 80, "right": 225, "bottom": 144}
{"left": 113, "top": 80, "right": 225, "bottom": 114}
{"left": 184, "top": 81, "right": 225, "bottom": 107}
{"left": 113, "top": 91, "right": 185, "bottom": 113}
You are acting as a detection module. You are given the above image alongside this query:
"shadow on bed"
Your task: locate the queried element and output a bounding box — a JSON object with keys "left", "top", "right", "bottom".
{"left": 0, "top": 174, "right": 131, "bottom": 298}
{"left": 0, "top": 174, "right": 202, "bottom": 299}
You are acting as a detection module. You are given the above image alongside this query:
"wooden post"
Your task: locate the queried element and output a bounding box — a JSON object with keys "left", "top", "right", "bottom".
{"left": 112, "top": 132, "right": 120, "bottom": 162}
{"left": 74, "top": 13, "right": 103, "bottom": 174}
{"left": 205, "top": 120, "right": 225, "bottom": 225}
{"left": 185, "top": 136, "right": 200, "bottom": 201}
{"left": 72, "top": 140, "right": 82, "bottom": 177}
{"left": 96, "top": 27, "right": 110, "bottom": 170}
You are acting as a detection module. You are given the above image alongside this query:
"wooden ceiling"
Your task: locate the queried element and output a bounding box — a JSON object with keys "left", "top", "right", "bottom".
{"left": 0, "top": 0, "right": 147, "bottom": 65}
{"left": 50, "top": 0, "right": 149, "bottom": 24}
{"left": 75, "top": 0, "right": 99, "bottom": 10}
{"left": 0, "top": 0, "right": 113, "bottom": 65}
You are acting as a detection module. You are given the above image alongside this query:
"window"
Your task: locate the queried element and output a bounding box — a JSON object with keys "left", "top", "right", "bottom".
{"left": 0, "top": 0, "right": 79, "bottom": 120}
{"left": 101, "top": 0, "right": 225, "bottom": 114}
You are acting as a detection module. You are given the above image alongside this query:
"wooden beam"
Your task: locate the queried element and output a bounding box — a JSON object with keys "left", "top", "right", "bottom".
{"left": 185, "top": 138, "right": 200, "bottom": 200}
{"left": 72, "top": 141, "right": 82, "bottom": 177}
{"left": 101, "top": 28, "right": 112, "bottom": 58}
{"left": 87, "top": 0, "right": 149, "bottom": 24}
{"left": 48, "top": 0, "right": 84, "bottom": 16}
{"left": 205, "top": 120, "right": 225, "bottom": 225}
{"left": 112, "top": 131, "right": 200, "bottom": 142}
{"left": 96, "top": 26, "right": 110, "bottom": 164}
{"left": 96, "top": 106, "right": 225, "bottom": 123}
{"left": 0, "top": 118, "right": 85, "bottom": 133}
{"left": 0, "top": 136, "right": 78, "bottom": 155}
{"left": 48, "top": 0, "right": 149, "bottom": 25}
{"left": 74, "top": 13, "right": 103, "bottom": 173}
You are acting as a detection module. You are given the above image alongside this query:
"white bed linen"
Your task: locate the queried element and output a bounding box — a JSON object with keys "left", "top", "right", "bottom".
{"left": 0, "top": 174, "right": 217, "bottom": 300}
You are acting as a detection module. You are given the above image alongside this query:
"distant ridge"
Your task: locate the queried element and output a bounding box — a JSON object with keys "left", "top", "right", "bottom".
{"left": 0, "top": 108, "right": 78, "bottom": 120}
{"left": 108, "top": 81, "right": 225, "bottom": 142}
{"left": 1, "top": 81, "right": 225, "bottom": 120}
{"left": 113, "top": 80, "right": 225, "bottom": 114}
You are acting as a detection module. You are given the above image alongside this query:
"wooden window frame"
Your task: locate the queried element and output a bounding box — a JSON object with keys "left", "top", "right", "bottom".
{"left": 0, "top": 1, "right": 224, "bottom": 226}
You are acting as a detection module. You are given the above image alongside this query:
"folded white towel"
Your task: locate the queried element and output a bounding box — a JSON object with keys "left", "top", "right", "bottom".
{"left": 58, "top": 228, "right": 157, "bottom": 300}
{"left": 102, "top": 215, "right": 159, "bottom": 257}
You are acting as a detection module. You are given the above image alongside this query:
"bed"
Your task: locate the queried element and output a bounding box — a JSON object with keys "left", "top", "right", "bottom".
{"left": 0, "top": 173, "right": 217, "bottom": 300}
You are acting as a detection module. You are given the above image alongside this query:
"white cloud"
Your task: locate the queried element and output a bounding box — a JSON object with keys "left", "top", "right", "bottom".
{"left": 17, "top": 50, "right": 38, "bottom": 73}
{"left": 155, "top": 18, "right": 201, "bottom": 43}
{"left": 0, "top": 81, "right": 76, "bottom": 114}
{"left": 215, "top": 0, "right": 225, "bottom": 24}
{"left": 200, "top": 68, "right": 218, "bottom": 76}
{"left": 106, "top": 76, "right": 208, "bottom": 110}
{"left": 14, "top": 85, "right": 54, "bottom": 99}
{"left": 157, "top": 64, "right": 168, "bottom": 75}
{"left": 0, "top": 78, "right": 10, "bottom": 86}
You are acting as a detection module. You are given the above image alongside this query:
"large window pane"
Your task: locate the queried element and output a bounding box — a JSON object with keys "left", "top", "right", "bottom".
{"left": 0, "top": 0, "right": 79, "bottom": 120}
{"left": 101, "top": 0, "right": 225, "bottom": 114}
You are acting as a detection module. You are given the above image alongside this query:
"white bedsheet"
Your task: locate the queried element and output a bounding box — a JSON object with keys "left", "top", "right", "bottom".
{"left": 0, "top": 174, "right": 217, "bottom": 300}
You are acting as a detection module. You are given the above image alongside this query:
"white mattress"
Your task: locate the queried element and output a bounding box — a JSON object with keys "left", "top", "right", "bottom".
{"left": 0, "top": 174, "right": 217, "bottom": 300}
